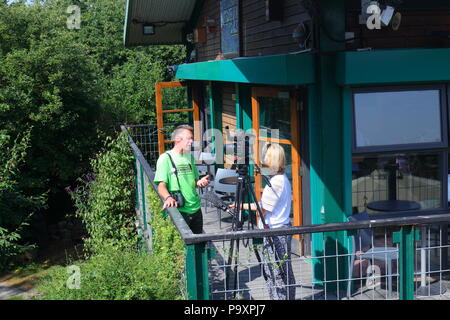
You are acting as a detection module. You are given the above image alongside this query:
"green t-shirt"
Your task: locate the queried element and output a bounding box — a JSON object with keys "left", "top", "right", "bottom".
{"left": 153, "top": 150, "right": 200, "bottom": 214}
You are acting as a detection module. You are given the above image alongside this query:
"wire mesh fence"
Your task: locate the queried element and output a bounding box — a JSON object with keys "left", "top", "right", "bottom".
{"left": 414, "top": 223, "right": 450, "bottom": 299}
{"left": 122, "top": 124, "right": 450, "bottom": 300}
{"left": 125, "top": 123, "right": 185, "bottom": 169}
{"left": 204, "top": 221, "right": 450, "bottom": 300}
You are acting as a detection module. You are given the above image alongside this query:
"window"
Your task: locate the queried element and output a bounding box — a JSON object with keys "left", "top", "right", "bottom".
{"left": 352, "top": 152, "right": 442, "bottom": 213}
{"left": 351, "top": 85, "right": 448, "bottom": 214}
{"left": 258, "top": 95, "right": 292, "bottom": 140}
{"left": 353, "top": 87, "right": 446, "bottom": 153}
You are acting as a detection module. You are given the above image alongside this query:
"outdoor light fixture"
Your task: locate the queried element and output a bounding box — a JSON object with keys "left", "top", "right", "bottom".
{"left": 186, "top": 33, "right": 194, "bottom": 43}
{"left": 380, "top": 5, "right": 394, "bottom": 26}
{"left": 390, "top": 11, "right": 401, "bottom": 31}
{"left": 143, "top": 24, "right": 155, "bottom": 35}
{"left": 292, "top": 22, "right": 311, "bottom": 49}
{"left": 360, "top": 0, "right": 402, "bottom": 30}
{"left": 380, "top": 5, "right": 401, "bottom": 30}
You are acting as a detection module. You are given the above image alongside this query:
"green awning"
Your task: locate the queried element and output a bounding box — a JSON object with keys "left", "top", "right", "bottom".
{"left": 175, "top": 52, "right": 316, "bottom": 85}
{"left": 124, "top": 0, "right": 198, "bottom": 46}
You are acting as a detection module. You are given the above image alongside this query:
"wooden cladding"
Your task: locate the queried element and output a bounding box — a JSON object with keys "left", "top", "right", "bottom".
{"left": 194, "top": 0, "right": 309, "bottom": 62}
{"left": 221, "top": 84, "right": 237, "bottom": 168}
{"left": 193, "top": 1, "right": 450, "bottom": 61}
{"left": 195, "top": 0, "right": 221, "bottom": 61}
{"left": 346, "top": 10, "right": 450, "bottom": 50}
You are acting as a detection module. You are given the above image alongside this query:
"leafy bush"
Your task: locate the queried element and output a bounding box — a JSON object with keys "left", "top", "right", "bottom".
{"left": 36, "top": 245, "right": 183, "bottom": 300}
{"left": 69, "top": 131, "right": 137, "bottom": 254}
{"left": 37, "top": 135, "right": 187, "bottom": 299}
{"left": 37, "top": 184, "right": 186, "bottom": 300}
{"left": 0, "top": 129, "right": 45, "bottom": 271}
{"left": 147, "top": 188, "right": 186, "bottom": 297}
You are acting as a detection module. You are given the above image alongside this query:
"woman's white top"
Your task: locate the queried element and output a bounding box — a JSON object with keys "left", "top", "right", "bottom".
{"left": 258, "top": 174, "right": 292, "bottom": 229}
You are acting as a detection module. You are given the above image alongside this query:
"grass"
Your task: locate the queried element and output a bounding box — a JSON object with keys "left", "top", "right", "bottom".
{"left": 0, "top": 241, "right": 85, "bottom": 299}
{"left": 35, "top": 244, "right": 184, "bottom": 300}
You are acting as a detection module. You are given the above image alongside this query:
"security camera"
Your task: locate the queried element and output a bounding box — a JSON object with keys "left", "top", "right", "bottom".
{"left": 167, "top": 65, "right": 178, "bottom": 76}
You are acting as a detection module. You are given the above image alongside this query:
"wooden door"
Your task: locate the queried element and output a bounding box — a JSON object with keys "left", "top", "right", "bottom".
{"left": 251, "top": 87, "right": 303, "bottom": 234}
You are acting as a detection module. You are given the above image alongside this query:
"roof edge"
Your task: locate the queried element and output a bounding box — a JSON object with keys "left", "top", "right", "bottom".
{"left": 123, "top": 0, "right": 133, "bottom": 47}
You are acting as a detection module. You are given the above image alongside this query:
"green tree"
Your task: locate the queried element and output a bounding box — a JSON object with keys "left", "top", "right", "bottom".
{"left": 104, "top": 46, "right": 187, "bottom": 125}
{"left": 0, "top": 129, "right": 45, "bottom": 270}
{"left": 0, "top": 29, "right": 103, "bottom": 193}
{"left": 0, "top": 0, "right": 189, "bottom": 267}
{"left": 70, "top": 132, "right": 136, "bottom": 254}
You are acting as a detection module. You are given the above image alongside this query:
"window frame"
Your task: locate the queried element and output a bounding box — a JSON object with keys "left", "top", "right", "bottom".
{"left": 350, "top": 84, "right": 450, "bottom": 216}
{"left": 351, "top": 85, "right": 448, "bottom": 154}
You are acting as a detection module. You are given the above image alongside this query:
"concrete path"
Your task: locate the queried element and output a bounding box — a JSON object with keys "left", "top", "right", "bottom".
{"left": 0, "top": 282, "right": 29, "bottom": 300}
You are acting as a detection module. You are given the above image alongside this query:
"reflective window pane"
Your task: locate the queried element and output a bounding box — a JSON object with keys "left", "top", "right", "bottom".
{"left": 258, "top": 96, "right": 291, "bottom": 140}
{"left": 354, "top": 90, "right": 442, "bottom": 148}
{"left": 352, "top": 153, "right": 442, "bottom": 214}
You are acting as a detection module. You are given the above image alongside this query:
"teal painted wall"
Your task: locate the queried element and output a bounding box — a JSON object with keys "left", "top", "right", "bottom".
{"left": 337, "top": 48, "right": 450, "bottom": 85}
{"left": 309, "top": 0, "right": 350, "bottom": 290}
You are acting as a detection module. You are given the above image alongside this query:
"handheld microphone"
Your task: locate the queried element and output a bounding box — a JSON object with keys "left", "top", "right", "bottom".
{"left": 201, "top": 191, "right": 237, "bottom": 218}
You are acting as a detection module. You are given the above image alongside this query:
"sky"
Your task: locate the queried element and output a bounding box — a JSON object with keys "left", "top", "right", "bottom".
{"left": 6, "top": 0, "right": 34, "bottom": 5}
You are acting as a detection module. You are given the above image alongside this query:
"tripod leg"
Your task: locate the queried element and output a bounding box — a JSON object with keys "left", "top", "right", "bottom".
{"left": 248, "top": 185, "right": 288, "bottom": 286}
{"left": 233, "top": 179, "right": 243, "bottom": 230}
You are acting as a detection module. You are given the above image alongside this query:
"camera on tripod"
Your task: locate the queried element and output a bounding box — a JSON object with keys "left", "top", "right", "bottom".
{"left": 232, "top": 131, "right": 252, "bottom": 176}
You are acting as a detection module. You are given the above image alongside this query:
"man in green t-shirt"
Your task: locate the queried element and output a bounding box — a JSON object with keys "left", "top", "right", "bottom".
{"left": 154, "top": 125, "right": 210, "bottom": 234}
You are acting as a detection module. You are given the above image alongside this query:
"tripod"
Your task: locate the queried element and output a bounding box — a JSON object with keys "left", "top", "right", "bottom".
{"left": 224, "top": 136, "right": 287, "bottom": 299}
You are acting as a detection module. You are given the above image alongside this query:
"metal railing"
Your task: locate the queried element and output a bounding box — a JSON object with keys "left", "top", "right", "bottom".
{"left": 204, "top": 220, "right": 449, "bottom": 300}
{"left": 122, "top": 124, "right": 450, "bottom": 300}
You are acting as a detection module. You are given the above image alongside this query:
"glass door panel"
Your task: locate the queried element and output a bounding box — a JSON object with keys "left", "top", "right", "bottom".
{"left": 251, "top": 87, "right": 302, "bottom": 230}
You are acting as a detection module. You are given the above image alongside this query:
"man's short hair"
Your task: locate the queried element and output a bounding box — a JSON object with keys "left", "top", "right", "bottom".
{"left": 171, "top": 124, "right": 194, "bottom": 141}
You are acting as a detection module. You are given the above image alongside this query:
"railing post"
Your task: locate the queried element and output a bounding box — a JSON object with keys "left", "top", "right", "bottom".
{"left": 393, "top": 226, "right": 420, "bottom": 300}
{"left": 139, "top": 162, "right": 147, "bottom": 232}
{"left": 185, "top": 242, "right": 211, "bottom": 300}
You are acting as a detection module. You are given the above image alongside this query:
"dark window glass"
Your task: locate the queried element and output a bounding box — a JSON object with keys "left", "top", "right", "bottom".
{"left": 258, "top": 95, "right": 291, "bottom": 141}
{"left": 448, "top": 154, "right": 450, "bottom": 208}
{"left": 352, "top": 153, "right": 442, "bottom": 214}
{"left": 354, "top": 90, "right": 442, "bottom": 149}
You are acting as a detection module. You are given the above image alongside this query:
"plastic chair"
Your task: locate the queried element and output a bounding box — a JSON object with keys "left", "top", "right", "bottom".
{"left": 196, "top": 164, "right": 209, "bottom": 209}
{"left": 347, "top": 212, "right": 398, "bottom": 299}
{"left": 213, "top": 168, "right": 238, "bottom": 228}
{"left": 196, "top": 164, "right": 217, "bottom": 210}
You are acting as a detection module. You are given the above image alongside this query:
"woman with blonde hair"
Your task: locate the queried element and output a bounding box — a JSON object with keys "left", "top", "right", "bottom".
{"left": 259, "top": 143, "right": 295, "bottom": 300}
{"left": 231, "top": 143, "right": 295, "bottom": 299}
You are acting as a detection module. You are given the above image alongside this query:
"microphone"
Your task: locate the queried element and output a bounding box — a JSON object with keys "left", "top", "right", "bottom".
{"left": 253, "top": 163, "right": 272, "bottom": 188}
{"left": 201, "top": 191, "right": 237, "bottom": 218}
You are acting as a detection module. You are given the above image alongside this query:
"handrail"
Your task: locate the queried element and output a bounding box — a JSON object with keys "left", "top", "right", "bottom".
{"left": 121, "top": 125, "right": 450, "bottom": 245}
{"left": 180, "top": 212, "right": 450, "bottom": 244}
{"left": 121, "top": 125, "right": 194, "bottom": 240}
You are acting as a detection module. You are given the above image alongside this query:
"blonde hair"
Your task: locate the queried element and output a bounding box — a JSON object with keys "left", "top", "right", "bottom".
{"left": 263, "top": 143, "right": 286, "bottom": 174}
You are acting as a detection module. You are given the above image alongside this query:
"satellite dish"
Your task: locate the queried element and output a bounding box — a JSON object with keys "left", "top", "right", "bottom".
{"left": 391, "top": 12, "right": 401, "bottom": 31}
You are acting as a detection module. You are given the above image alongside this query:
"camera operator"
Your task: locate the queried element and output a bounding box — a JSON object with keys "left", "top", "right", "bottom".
{"left": 154, "top": 125, "right": 210, "bottom": 234}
